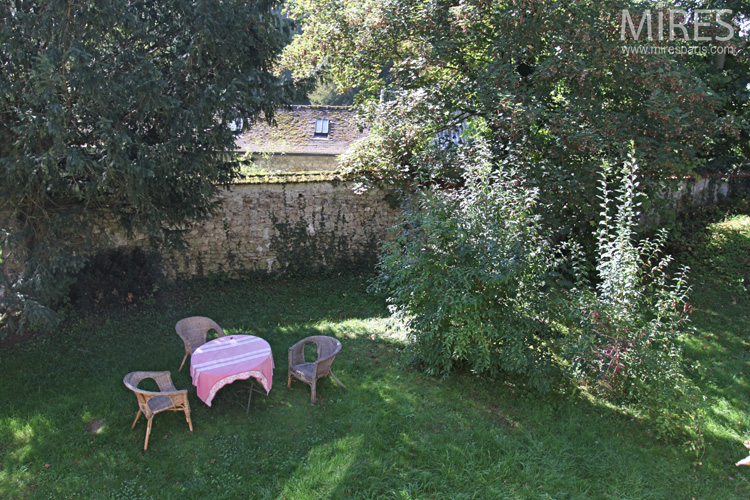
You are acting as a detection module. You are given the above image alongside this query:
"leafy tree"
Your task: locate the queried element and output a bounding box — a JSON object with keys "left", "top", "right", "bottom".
{"left": 0, "top": 0, "right": 303, "bottom": 334}
{"left": 307, "top": 77, "right": 355, "bottom": 106}
{"left": 280, "top": 0, "right": 743, "bottom": 236}
{"left": 283, "top": 1, "right": 719, "bottom": 439}
{"left": 677, "top": 0, "right": 750, "bottom": 174}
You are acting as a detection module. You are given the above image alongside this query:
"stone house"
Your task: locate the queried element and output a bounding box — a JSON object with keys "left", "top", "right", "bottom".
{"left": 235, "top": 105, "right": 365, "bottom": 173}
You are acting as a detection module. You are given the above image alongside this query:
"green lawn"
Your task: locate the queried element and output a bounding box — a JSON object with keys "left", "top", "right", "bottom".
{"left": 2, "top": 216, "right": 750, "bottom": 499}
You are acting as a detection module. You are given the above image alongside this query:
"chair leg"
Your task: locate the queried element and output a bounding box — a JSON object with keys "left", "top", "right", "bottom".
{"left": 310, "top": 382, "right": 317, "bottom": 405}
{"left": 185, "top": 409, "right": 193, "bottom": 432}
{"left": 144, "top": 417, "right": 153, "bottom": 451}
{"left": 131, "top": 409, "right": 142, "bottom": 430}
{"left": 287, "top": 371, "right": 293, "bottom": 389}
{"left": 179, "top": 353, "right": 188, "bottom": 372}
{"left": 330, "top": 372, "right": 345, "bottom": 387}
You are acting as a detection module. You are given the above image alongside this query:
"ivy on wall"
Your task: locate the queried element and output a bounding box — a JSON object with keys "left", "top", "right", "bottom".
{"left": 269, "top": 188, "right": 380, "bottom": 276}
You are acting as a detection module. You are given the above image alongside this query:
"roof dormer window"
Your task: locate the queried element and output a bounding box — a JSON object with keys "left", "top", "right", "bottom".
{"left": 228, "top": 117, "right": 244, "bottom": 134}
{"left": 314, "top": 119, "right": 329, "bottom": 138}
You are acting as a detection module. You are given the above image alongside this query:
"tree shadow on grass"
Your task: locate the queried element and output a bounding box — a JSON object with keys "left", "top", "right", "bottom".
{"left": 248, "top": 325, "right": 750, "bottom": 500}
{"left": 279, "top": 339, "right": 750, "bottom": 500}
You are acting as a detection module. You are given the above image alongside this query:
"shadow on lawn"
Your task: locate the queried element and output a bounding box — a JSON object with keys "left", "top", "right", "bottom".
{"left": 685, "top": 288, "right": 750, "bottom": 440}
{"left": 283, "top": 335, "right": 750, "bottom": 499}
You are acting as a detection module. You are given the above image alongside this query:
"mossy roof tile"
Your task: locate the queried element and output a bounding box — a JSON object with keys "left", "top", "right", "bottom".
{"left": 235, "top": 106, "right": 366, "bottom": 155}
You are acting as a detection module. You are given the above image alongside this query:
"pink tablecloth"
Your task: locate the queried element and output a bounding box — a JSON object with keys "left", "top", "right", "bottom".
{"left": 190, "top": 335, "right": 274, "bottom": 406}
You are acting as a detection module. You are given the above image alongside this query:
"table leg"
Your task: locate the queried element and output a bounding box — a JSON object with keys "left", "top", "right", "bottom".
{"left": 240, "top": 381, "right": 267, "bottom": 414}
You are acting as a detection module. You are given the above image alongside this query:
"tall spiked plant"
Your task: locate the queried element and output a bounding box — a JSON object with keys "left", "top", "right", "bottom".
{"left": 567, "top": 150, "right": 702, "bottom": 443}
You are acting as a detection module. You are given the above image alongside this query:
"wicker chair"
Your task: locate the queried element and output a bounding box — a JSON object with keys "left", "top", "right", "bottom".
{"left": 175, "top": 316, "right": 226, "bottom": 371}
{"left": 123, "top": 371, "right": 193, "bottom": 451}
{"left": 288, "top": 336, "right": 344, "bottom": 404}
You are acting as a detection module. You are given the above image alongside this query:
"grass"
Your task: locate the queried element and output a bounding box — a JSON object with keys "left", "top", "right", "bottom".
{"left": 2, "top": 215, "right": 750, "bottom": 499}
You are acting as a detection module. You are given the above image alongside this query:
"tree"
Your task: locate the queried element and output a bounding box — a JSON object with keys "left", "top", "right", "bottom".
{"left": 677, "top": 0, "right": 750, "bottom": 174}
{"left": 280, "top": 2, "right": 735, "bottom": 430}
{"left": 0, "top": 0, "right": 303, "bottom": 334}
{"left": 280, "top": 0, "right": 744, "bottom": 236}
{"left": 307, "top": 77, "right": 355, "bottom": 106}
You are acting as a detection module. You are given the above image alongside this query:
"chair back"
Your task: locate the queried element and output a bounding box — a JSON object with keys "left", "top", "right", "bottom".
{"left": 312, "top": 336, "right": 341, "bottom": 377}
{"left": 175, "top": 316, "right": 225, "bottom": 352}
{"left": 289, "top": 336, "right": 341, "bottom": 377}
{"left": 124, "top": 372, "right": 158, "bottom": 417}
{"left": 123, "top": 371, "right": 180, "bottom": 416}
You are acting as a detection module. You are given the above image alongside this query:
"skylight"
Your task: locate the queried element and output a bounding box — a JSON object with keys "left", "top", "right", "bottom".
{"left": 314, "top": 119, "right": 329, "bottom": 138}
{"left": 228, "top": 117, "right": 244, "bottom": 134}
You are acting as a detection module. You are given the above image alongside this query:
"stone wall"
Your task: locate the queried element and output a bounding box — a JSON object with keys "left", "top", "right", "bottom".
{"left": 7, "top": 173, "right": 747, "bottom": 281}
{"left": 663, "top": 176, "right": 730, "bottom": 207}
{"left": 249, "top": 153, "right": 339, "bottom": 173}
{"left": 115, "top": 181, "right": 400, "bottom": 279}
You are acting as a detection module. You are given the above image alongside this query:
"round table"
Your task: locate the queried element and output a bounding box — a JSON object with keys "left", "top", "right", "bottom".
{"left": 190, "top": 335, "right": 274, "bottom": 407}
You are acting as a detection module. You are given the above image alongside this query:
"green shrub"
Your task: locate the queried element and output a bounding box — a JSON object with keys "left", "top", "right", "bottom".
{"left": 374, "top": 139, "right": 705, "bottom": 443}
{"left": 564, "top": 152, "right": 703, "bottom": 442}
{"left": 0, "top": 237, "right": 83, "bottom": 337}
{"left": 373, "top": 144, "right": 563, "bottom": 390}
{"left": 69, "top": 247, "right": 163, "bottom": 310}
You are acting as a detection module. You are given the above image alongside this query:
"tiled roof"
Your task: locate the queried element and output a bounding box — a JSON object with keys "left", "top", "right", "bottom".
{"left": 235, "top": 106, "right": 366, "bottom": 155}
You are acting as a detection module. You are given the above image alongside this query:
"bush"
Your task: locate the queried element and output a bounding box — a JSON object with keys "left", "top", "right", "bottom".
{"left": 0, "top": 239, "right": 84, "bottom": 338}
{"left": 563, "top": 152, "right": 703, "bottom": 442}
{"left": 373, "top": 143, "right": 563, "bottom": 390}
{"left": 69, "top": 247, "right": 163, "bottom": 310}
{"left": 376, "top": 142, "right": 705, "bottom": 444}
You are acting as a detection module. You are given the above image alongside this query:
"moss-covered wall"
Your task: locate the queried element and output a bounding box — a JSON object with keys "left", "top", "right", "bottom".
{"left": 108, "top": 181, "right": 399, "bottom": 278}
{"left": 248, "top": 153, "right": 339, "bottom": 173}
